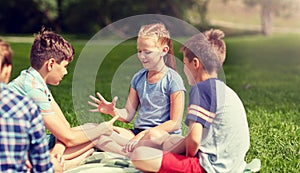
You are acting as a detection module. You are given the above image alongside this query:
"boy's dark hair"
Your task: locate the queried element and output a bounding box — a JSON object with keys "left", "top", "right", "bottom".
{"left": 30, "top": 28, "right": 74, "bottom": 70}
{"left": 180, "top": 33, "right": 221, "bottom": 74}
{"left": 0, "top": 38, "right": 13, "bottom": 69}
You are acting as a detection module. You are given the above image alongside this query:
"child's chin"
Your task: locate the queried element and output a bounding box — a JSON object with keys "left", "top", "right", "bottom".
{"left": 49, "top": 82, "right": 60, "bottom": 86}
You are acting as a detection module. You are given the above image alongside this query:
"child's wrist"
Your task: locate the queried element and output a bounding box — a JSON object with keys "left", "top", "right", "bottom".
{"left": 112, "top": 109, "right": 118, "bottom": 117}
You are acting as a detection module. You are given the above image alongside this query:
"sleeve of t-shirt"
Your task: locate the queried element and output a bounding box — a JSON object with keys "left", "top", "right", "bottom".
{"left": 131, "top": 73, "right": 138, "bottom": 90}
{"left": 131, "top": 69, "right": 145, "bottom": 90}
{"left": 27, "top": 88, "right": 55, "bottom": 116}
{"left": 185, "top": 84, "right": 216, "bottom": 128}
{"left": 169, "top": 72, "right": 186, "bottom": 94}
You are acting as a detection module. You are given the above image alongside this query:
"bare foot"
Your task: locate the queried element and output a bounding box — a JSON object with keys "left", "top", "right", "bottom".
{"left": 64, "top": 148, "right": 94, "bottom": 170}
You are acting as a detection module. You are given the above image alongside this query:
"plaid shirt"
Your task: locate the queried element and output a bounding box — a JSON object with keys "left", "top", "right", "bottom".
{"left": 0, "top": 83, "right": 53, "bottom": 172}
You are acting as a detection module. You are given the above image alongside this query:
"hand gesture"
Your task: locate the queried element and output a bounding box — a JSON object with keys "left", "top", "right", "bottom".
{"left": 123, "top": 132, "right": 144, "bottom": 153}
{"left": 106, "top": 114, "right": 120, "bottom": 129}
{"left": 51, "top": 153, "right": 65, "bottom": 172}
{"left": 99, "top": 114, "right": 120, "bottom": 136}
{"left": 123, "top": 139, "right": 138, "bottom": 153}
{"left": 88, "top": 92, "right": 118, "bottom": 116}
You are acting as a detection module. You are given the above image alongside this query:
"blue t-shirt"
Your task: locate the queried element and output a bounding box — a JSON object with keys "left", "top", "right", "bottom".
{"left": 186, "top": 78, "right": 250, "bottom": 173}
{"left": 131, "top": 68, "right": 185, "bottom": 134}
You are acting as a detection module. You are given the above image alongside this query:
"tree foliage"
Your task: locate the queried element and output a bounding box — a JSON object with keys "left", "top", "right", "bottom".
{"left": 0, "top": 0, "right": 46, "bottom": 33}
{"left": 0, "top": 0, "right": 196, "bottom": 34}
{"left": 1, "top": 0, "right": 297, "bottom": 35}
{"left": 243, "top": 0, "right": 299, "bottom": 35}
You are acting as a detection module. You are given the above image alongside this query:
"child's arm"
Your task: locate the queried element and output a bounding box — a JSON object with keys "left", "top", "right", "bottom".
{"left": 89, "top": 87, "right": 139, "bottom": 122}
{"left": 149, "top": 90, "right": 185, "bottom": 132}
{"left": 123, "top": 90, "right": 185, "bottom": 152}
{"left": 51, "top": 101, "right": 71, "bottom": 128}
{"left": 43, "top": 110, "right": 113, "bottom": 147}
{"left": 185, "top": 121, "right": 203, "bottom": 157}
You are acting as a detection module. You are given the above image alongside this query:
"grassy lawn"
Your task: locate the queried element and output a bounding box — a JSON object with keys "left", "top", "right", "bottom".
{"left": 7, "top": 33, "right": 300, "bottom": 172}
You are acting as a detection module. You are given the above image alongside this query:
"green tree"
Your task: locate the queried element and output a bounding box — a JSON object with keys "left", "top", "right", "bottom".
{"left": 0, "top": 0, "right": 46, "bottom": 33}
{"left": 239, "top": 0, "right": 299, "bottom": 35}
{"left": 0, "top": 0, "right": 211, "bottom": 34}
{"left": 244, "top": 0, "right": 299, "bottom": 35}
{"left": 61, "top": 0, "right": 195, "bottom": 34}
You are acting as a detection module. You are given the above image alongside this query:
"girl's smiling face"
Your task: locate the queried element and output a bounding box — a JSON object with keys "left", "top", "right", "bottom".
{"left": 137, "top": 37, "right": 166, "bottom": 71}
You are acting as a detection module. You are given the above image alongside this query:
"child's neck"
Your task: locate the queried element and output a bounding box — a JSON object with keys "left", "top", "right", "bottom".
{"left": 199, "top": 72, "right": 218, "bottom": 82}
{"left": 147, "top": 65, "right": 168, "bottom": 84}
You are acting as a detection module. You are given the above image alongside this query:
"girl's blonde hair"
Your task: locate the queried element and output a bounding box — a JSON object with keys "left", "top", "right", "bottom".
{"left": 138, "top": 23, "right": 176, "bottom": 71}
{"left": 203, "top": 29, "right": 226, "bottom": 64}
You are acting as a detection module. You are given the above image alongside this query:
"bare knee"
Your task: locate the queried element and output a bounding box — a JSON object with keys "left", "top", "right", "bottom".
{"left": 131, "top": 146, "right": 145, "bottom": 161}
{"left": 144, "top": 129, "right": 167, "bottom": 140}
{"left": 131, "top": 146, "right": 163, "bottom": 172}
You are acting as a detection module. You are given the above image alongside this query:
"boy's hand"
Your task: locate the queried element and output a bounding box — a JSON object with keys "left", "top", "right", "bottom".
{"left": 107, "top": 114, "right": 120, "bottom": 127}
{"left": 88, "top": 92, "right": 118, "bottom": 116}
{"left": 51, "top": 154, "right": 65, "bottom": 173}
{"left": 99, "top": 115, "right": 120, "bottom": 136}
{"left": 26, "top": 160, "right": 32, "bottom": 173}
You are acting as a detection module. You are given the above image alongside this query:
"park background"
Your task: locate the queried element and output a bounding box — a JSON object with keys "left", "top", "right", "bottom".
{"left": 1, "top": 0, "right": 300, "bottom": 172}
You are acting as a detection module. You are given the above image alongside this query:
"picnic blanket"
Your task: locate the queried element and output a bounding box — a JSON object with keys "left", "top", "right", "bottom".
{"left": 64, "top": 152, "right": 141, "bottom": 173}
{"left": 64, "top": 152, "right": 261, "bottom": 173}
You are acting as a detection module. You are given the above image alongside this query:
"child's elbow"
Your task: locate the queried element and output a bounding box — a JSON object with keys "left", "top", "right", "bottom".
{"left": 61, "top": 136, "right": 77, "bottom": 147}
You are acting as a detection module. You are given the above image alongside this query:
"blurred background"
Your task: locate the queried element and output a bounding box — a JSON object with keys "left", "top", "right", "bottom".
{"left": 1, "top": 1, "right": 300, "bottom": 172}
{"left": 1, "top": 0, "right": 300, "bottom": 36}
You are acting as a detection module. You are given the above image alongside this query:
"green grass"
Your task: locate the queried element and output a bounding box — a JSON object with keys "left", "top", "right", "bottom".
{"left": 223, "top": 34, "right": 300, "bottom": 172}
{"left": 7, "top": 33, "right": 300, "bottom": 172}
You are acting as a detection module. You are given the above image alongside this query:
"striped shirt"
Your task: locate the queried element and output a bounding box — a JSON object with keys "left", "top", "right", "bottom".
{"left": 0, "top": 83, "right": 53, "bottom": 172}
{"left": 8, "top": 67, "right": 54, "bottom": 116}
{"left": 186, "top": 78, "right": 250, "bottom": 173}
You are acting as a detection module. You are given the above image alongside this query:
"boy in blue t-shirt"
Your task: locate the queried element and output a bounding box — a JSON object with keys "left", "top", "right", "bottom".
{"left": 130, "top": 30, "right": 250, "bottom": 173}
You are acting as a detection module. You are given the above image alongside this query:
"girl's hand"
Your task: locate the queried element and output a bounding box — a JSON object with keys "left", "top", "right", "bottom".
{"left": 123, "top": 132, "right": 144, "bottom": 152}
{"left": 123, "top": 139, "right": 139, "bottom": 153}
{"left": 88, "top": 92, "right": 118, "bottom": 116}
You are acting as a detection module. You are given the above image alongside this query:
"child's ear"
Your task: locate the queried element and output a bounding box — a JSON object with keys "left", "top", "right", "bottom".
{"left": 46, "top": 58, "right": 56, "bottom": 71}
{"left": 163, "top": 46, "right": 169, "bottom": 53}
{"left": 161, "top": 46, "right": 169, "bottom": 57}
{"left": 192, "top": 57, "right": 201, "bottom": 69}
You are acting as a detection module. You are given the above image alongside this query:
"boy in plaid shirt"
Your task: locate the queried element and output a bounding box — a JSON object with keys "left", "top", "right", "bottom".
{"left": 0, "top": 38, "right": 56, "bottom": 172}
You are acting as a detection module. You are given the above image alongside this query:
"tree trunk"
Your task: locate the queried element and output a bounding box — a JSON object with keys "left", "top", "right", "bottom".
{"left": 200, "top": 0, "right": 210, "bottom": 28}
{"left": 261, "top": 5, "right": 272, "bottom": 36}
{"left": 56, "top": 0, "right": 62, "bottom": 33}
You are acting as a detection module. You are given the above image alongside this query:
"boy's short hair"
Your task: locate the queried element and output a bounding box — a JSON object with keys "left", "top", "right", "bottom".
{"left": 30, "top": 28, "right": 74, "bottom": 70}
{"left": 181, "top": 33, "right": 221, "bottom": 74}
{"left": 0, "top": 38, "right": 13, "bottom": 69}
{"left": 203, "top": 29, "right": 226, "bottom": 64}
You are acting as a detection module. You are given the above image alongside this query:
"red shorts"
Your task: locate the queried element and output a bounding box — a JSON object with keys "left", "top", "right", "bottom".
{"left": 157, "top": 151, "right": 206, "bottom": 173}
